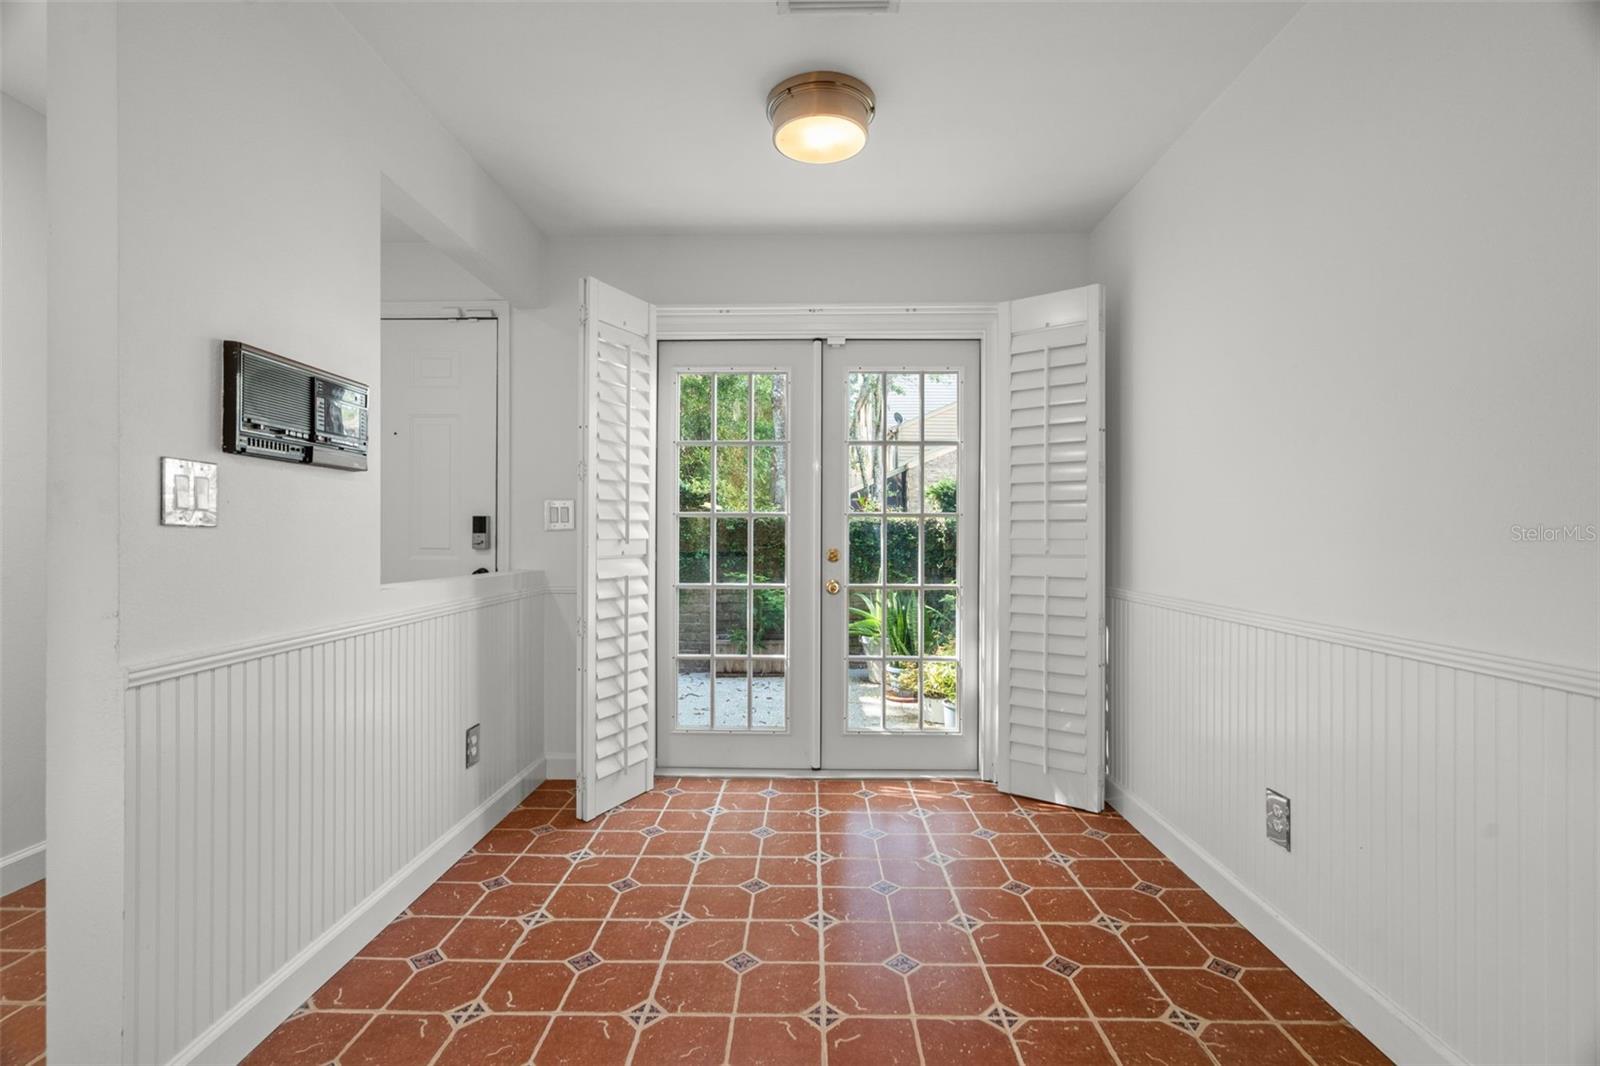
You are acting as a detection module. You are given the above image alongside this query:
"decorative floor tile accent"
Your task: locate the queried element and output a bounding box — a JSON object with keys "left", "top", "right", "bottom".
{"left": 1207, "top": 957, "right": 1243, "bottom": 979}
{"left": 703, "top": 805, "right": 727, "bottom": 816}
{"left": 883, "top": 953, "right": 921, "bottom": 975}
{"left": 805, "top": 806, "right": 828, "bottom": 817}
{"left": 985, "top": 1005, "right": 1023, "bottom": 1031}
{"left": 566, "top": 950, "right": 602, "bottom": 972}
{"left": 480, "top": 876, "right": 510, "bottom": 890}
{"left": 805, "top": 1003, "right": 844, "bottom": 1031}
{"left": 448, "top": 1001, "right": 487, "bottom": 1027}
{"left": 234, "top": 778, "right": 1389, "bottom": 1066}
{"left": 1044, "top": 955, "right": 1082, "bottom": 978}
{"left": 531, "top": 824, "right": 556, "bottom": 836}
{"left": 626, "top": 1001, "right": 665, "bottom": 1029}
{"left": 407, "top": 949, "right": 444, "bottom": 971}
{"left": 1165, "top": 1006, "right": 1203, "bottom": 1033}
{"left": 724, "top": 951, "right": 761, "bottom": 974}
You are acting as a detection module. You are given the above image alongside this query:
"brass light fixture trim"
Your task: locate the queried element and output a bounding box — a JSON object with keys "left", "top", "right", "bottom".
{"left": 766, "top": 71, "right": 876, "bottom": 164}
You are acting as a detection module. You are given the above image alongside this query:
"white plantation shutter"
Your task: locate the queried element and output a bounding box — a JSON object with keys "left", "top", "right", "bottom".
{"left": 577, "top": 278, "right": 656, "bottom": 821}
{"left": 995, "top": 286, "right": 1106, "bottom": 811}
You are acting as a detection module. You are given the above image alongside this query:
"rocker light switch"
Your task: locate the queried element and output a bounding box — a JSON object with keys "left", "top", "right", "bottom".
{"left": 545, "top": 499, "right": 575, "bottom": 531}
{"left": 160, "top": 457, "right": 218, "bottom": 527}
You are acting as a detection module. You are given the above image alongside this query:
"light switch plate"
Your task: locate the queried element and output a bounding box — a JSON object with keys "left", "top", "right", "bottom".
{"left": 1265, "top": 788, "right": 1291, "bottom": 851}
{"left": 544, "top": 499, "right": 575, "bottom": 531}
{"left": 160, "top": 457, "right": 218, "bottom": 527}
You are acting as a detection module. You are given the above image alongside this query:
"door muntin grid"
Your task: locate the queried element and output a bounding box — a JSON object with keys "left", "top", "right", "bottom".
{"left": 674, "top": 371, "right": 790, "bottom": 732}
{"left": 843, "top": 371, "right": 963, "bottom": 734}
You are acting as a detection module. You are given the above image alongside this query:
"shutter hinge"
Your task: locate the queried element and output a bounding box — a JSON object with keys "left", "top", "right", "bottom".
{"left": 578, "top": 615, "right": 587, "bottom": 637}
{"left": 579, "top": 304, "right": 588, "bottom": 327}
{"left": 577, "top": 459, "right": 586, "bottom": 481}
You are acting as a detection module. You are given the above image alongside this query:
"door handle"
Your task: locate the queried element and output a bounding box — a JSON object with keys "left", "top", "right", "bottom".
{"left": 824, "top": 579, "right": 841, "bottom": 595}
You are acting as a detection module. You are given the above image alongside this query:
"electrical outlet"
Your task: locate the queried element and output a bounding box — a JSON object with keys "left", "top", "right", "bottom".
{"left": 465, "top": 724, "right": 481, "bottom": 768}
{"left": 1265, "top": 788, "right": 1290, "bottom": 851}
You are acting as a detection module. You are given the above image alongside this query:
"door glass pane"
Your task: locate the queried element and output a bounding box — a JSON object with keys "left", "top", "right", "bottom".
{"left": 680, "top": 447, "right": 711, "bottom": 511}
{"left": 752, "top": 446, "right": 786, "bottom": 512}
{"left": 841, "top": 370, "right": 965, "bottom": 735}
{"left": 679, "top": 517, "right": 710, "bottom": 583}
{"left": 924, "top": 518, "right": 956, "bottom": 585}
{"left": 716, "top": 373, "right": 749, "bottom": 440}
{"left": 752, "top": 517, "right": 786, "bottom": 583}
{"left": 924, "top": 373, "right": 958, "bottom": 441}
{"left": 753, "top": 373, "right": 787, "bottom": 441}
{"left": 885, "top": 374, "right": 921, "bottom": 441}
{"left": 847, "top": 373, "right": 881, "bottom": 440}
{"left": 715, "top": 445, "right": 749, "bottom": 511}
{"left": 848, "top": 445, "right": 881, "bottom": 512}
{"left": 885, "top": 518, "right": 919, "bottom": 585}
{"left": 677, "top": 660, "right": 711, "bottom": 729}
{"left": 678, "top": 589, "right": 710, "bottom": 655}
{"left": 715, "top": 588, "right": 747, "bottom": 655}
{"left": 716, "top": 518, "right": 749, "bottom": 582}
{"left": 847, "top": 518, "right": 881, "bottom": 584}
{"left": 885, "top": 445, "right": 920, "bottom": 513}
{"left": 680, "top": 374, "right": 713, "bottom": 441}
{"left": 676, "top": 370, "right": 791, "bottom": 734}
{"left": 714, "top": 661, "right": 749, "bottom": 729}
{"left": 885, "top": 660, "right": 920, "bottom": 730}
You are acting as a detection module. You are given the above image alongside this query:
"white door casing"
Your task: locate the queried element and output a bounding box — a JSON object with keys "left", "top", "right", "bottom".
{"left": 577, "top": 278, "right": 657, "bottom": 821}
{"left": 993, "top": 286, "right": 1106, "bottom": 811}
{"left": 379, "top": 317, "right": 499, "bottom": 582}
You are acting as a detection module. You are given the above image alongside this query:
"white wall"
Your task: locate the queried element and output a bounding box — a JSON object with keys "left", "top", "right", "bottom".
{"left": 381, "top": 240, "right": 501, "bottom": 303}
{"left": 515, "top": 232, "right": 1090, "bottom": 770}
{"left": 1090, "top": 4, "right": 1598, "bottom": 1064}
{"left": 46, "top": 3, "right": 549, "bottom": 1062}
{"left": 0, "top": 92, "right": 48, "bottom": 892}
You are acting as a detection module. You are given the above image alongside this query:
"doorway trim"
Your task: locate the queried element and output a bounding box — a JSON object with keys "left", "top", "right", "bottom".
{"left": 380, "top": 300, "right": 515, "bottom": 577}
{"left": 656, "top": 303, "right": 1005, "bottom": 780}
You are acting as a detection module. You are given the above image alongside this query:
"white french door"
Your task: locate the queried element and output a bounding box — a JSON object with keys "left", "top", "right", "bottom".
{"left": 819, "top": 341, "right": 981, "bottom": 772}
{"left": 655, "top": 340, "right": 820, "bottom": 770}
{"left": 653, "top": 338, "right": 979, "bottom": 773}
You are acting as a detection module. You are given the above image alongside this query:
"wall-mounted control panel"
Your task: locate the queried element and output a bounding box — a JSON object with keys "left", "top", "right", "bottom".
{"left": 222, "top": 341, "right": 369, "bottom": 470}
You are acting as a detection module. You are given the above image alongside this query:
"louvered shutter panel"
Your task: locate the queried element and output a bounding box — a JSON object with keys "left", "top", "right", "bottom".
{"left": 996, "top": 286, "right": 1106, "bottom": 811}
{"left": 577, "top": 278, "right": 656, "bottom": 821}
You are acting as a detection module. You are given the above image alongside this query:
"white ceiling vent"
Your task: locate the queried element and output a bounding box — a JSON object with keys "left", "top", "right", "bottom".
{"left": 778, "top": 0, "right": 899, "bottom": 14}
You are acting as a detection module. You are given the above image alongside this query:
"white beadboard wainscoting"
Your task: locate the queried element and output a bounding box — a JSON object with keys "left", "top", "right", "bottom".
{"left": 123, "top": 581, "right": 548, "bottom": 1066}
{"left": 1108, "top": 589, "right": 1598, "bottom": 1066}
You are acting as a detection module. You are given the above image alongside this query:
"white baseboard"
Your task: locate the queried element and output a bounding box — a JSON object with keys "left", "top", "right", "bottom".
{"left": 170, "top": 759, "right": 547, "bottom": 1066}
{"left": 1107, "top": 781, "right": 1464, "bottom": 1066}
{"left": 545, "top": 751, "right": 576, "bottom": 779}
{"left": 0, "top": 840, "right": 45, "bottom": 896}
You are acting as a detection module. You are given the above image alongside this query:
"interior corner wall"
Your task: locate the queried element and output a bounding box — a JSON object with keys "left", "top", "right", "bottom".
{"left": 1089, "top": 4, "right": 1598, "bottom": 1064}
{"left": 46, "top": 4, "right": 548, "bottom": 1063}
{"left": 380, "top": 240, "right": 502, "bottom": 303}
{"left": 0, "top": 92, "right": 48, "bottom": 892}
{"left": 513, "top": 231, "right": 1090, "bottom": 771}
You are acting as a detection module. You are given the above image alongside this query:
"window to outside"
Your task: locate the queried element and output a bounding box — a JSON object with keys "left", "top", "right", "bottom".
{"left": 674, "top": 372, "right": 789, "bottom": 731}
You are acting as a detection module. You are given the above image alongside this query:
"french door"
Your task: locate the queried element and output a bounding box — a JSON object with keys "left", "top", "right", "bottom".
{"left": 654, "top": 338, "right": 980, "bottom": 773}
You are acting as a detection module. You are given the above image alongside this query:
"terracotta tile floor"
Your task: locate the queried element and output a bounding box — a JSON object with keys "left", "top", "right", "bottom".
{"left": 0, "top": 880, "right": 46, "bottom": 1066}
{"left": 245, "top": 778, "right": 1389, "bottom": 1066}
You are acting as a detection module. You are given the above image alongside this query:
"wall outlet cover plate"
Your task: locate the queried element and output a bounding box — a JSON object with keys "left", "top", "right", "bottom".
{"left": 161, "top": 457, "right": 218, "bottom": 527}
{"left": 1265, "top": 788, "right": 1290, "bottom": 851}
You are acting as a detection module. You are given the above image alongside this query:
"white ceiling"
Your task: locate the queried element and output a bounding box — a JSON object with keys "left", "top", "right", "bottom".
{"left": 347, "top": 1, "right": 1300, "bottom": 236}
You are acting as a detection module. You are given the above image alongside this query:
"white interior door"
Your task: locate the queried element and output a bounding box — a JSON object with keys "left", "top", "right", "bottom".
{"left": 655, "top": 340, "right": 819, "bottom": 770}
{"left": 380, "top": 317, "right": 498, "bottom": 582}
{"left": 820, "top": 340, "right": 982, "bottom": 772}
{"left": 993, "top": 285, "right": 1106, "bottom": 811}
{"left": 577, "top": 278, "right": 657, "bottom": 820}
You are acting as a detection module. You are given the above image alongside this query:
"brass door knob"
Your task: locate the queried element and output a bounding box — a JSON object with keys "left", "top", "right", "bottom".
{"left": 824, "top": 579, "right": 841, "bottom": 595}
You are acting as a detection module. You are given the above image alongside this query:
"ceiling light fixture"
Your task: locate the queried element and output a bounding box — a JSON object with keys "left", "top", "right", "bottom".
{"left": 766, "top": 71, "right": 875, "bottom": 165}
